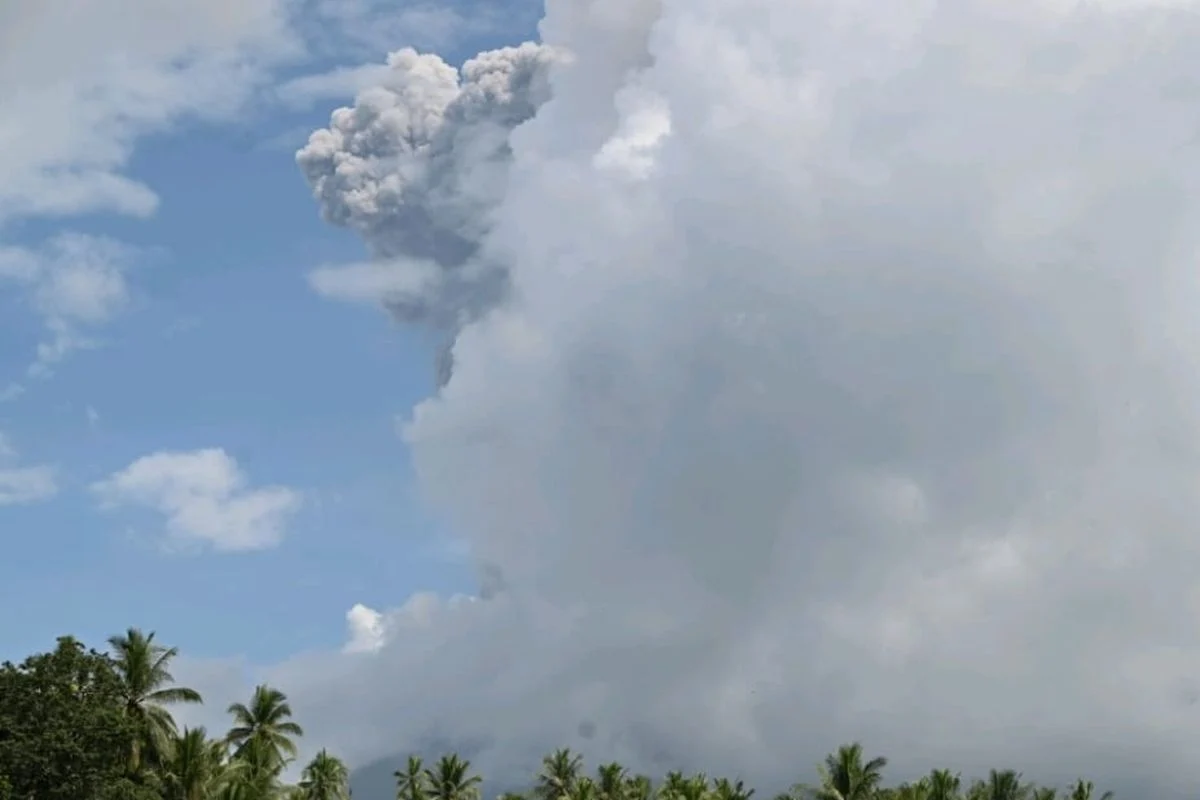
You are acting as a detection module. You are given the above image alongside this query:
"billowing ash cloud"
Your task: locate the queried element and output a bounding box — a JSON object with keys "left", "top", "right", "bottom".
{"left": 297, "top": 42, "right": 561, "bottom": 340}
{"left": 260, "top": 0, "right": 1200, "bottom": 797}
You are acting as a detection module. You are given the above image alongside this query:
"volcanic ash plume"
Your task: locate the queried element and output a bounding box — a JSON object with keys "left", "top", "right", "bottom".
{"left": 298, "top": 43, "right": 560, "bottom": 334}
{"left": 302, "top": 0, "right": 1200, "bottom": 796}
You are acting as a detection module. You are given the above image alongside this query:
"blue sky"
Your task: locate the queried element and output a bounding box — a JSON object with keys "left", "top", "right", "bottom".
{"left": 0, "top": 0, "right": 538, "bottom": 665}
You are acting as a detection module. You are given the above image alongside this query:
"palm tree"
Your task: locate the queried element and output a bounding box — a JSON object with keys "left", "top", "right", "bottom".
{"left": 927, "top": 771, "right": 961, "bottom": 800}
{"left": 1032, "top": 789, "right": 1057, "bottom": 800}
{"left": 662, "top": 774, "right": 709, "bottom": 800}
{"left": 396, "top": 755, "right": 428, "bottom": 800}
{"left": 660, "top": 772, "right": 691, "bottom": 800}
{"left": 981, "top": 771, "right": 1028, "bottom": 800}
{"left": 712, "top": 778, "right": 755, "bottom": 800}
{"left": 107, "top": 628, "right": 203, "bottom": 773}
{"left": 804, "top": 743, "right": 888, "bottom": 800}
{"left": 1067, "top": 780, "right": 1112, "bottom": 800}
{"left": 894, "top": 781, "right": 930, "bottom": 800}
{"left": 625, "top": 775, "right": 653, "bottom": 800}
{"left": 220, "top": 736, "right": 285, "bottom": 800}
{"left": 424, "top": 754, "right": 482, "bottom": 800}
{"left": 571, "top": 778, "right": 600, "bottom": 800}
{"left": 596, "top": 763, "right": 628, "bottom": 800}
{"left": 161, "top": 726, "right": 231, "bottom": 800}
{"left": 537, "top": 749, "right": 584, "bottom": 800}
{"left": 226, "top": 684, "right": 305, "bottom": 770}
{"left": 299, "top": 749, "right": 350, "bottom": 800}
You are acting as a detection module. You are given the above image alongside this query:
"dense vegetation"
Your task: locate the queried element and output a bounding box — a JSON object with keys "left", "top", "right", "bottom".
{"left": 0, "top": 633, "right": 1117, "bottom": 800}
{"left": 491, "top": 745, "right": 1115, "bottom": 800}
{"left": 0, "top": 631, "right": 348, "bottom": 799}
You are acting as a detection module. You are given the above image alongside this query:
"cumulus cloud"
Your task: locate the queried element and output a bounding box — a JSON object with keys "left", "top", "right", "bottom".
{"left": 0, "top": 0, "right": 301, "bottom": 395}
{"left": 307, "top": 259, "right": 443, "bottom": 306}
{"left": 92, "top": 448, "right": 302, "bottom": 552}
{"left": 0, "top": 431, "right": 57, "bottom": 506}
{"left": 0, "top": 0, "right": 298, "bottom": 224}
{"left": 296, "top": 41, "right": 561, "bottom": 380}
{"left": 194, "top": 0, "right": 1200, "bottom": 796}
{"left": 0, "top": 468, "right": 58, "bottom": 507}
{"left": 277, "top": 63, "right": 399, "bottom": 108}
{"left": 343, "top": 604, "right": 387, "bottom": 654}
{"left": 0, "top": 234, "right": 142, "bottom": 377}
{"left": 342, "top": 593, "right": 476, "bottom": 655}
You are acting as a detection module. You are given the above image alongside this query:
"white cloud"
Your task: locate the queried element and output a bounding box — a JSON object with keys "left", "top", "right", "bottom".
{"left": 92, "top": 448, "right": 302, "bottom": 552}
{"left": 344, "top": 593, "right": 481, "bottom": 655}
{"left": 0, "top": 0, "right": 535, "bottom": 225}
{"left": 0, "top": 466, "right": 59, "bottom": 507}
{"left": 0, "top": 432, "right": 57, "bottom": 506}
{"left": 0, "top": 0, "right": 299, "bottom": 224}
{"left": 32, "top": 236, "right": 133, "bottom": 325}
{"left": 0, "top": 233, "right": 139, "bottom": 380}
{"left": 308, "top": 259, "right": 445, "bottom": 307}
{"left": 178, "top": 0, "right": 1200, "bottom": 797}
{"left": 277, "top": 63, "right": 398, "bottom": 108}
{"left": 0, "top": 0, "right": 301, "bottom": 393}
{"left": 343, "top": 604, "right": 386, "bottom": 654}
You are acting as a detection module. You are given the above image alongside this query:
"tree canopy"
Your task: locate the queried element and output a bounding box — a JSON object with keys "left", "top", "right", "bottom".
{"left": 0, "top": 631, "right": 346, "bottom": 800}
{"left": 0, "top": 636, "right": 143, "bottom": 800}
{"left": 0, "top": 633, "right": 1117, "bottom": 800}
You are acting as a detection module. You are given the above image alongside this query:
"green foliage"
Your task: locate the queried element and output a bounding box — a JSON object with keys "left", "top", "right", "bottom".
{"left": 396, "top": 755, "right": 428, "bottom": 800}
{"left": 108, "top": 628, "right": 203, "bottom": 775}
{"left": 0, "top": 632, "right": 347, "bottom": 800}
{"left": 383, "top": 750, "right": 1114, "bottom": 800}
{"left": 0, "top": 636, "right": 140, "bottom": 800}
{"left": 226, "top": 684, "right": 305, "bottom": 772}
{"left": 0, "top": 631, "right": 1120, "bottom": 800}
{"left": 537, "top": 749, "right": 584, "bottom": 800}
{"left": 299, "top": 749, "right": 350, "bottom": 800}
{"left": 425, "top": 753, "right": 483, "bottom": 800}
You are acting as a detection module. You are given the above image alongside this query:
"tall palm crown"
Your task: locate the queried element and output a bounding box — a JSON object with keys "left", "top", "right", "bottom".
{"left": 712, "top": 777, "right": 755, "bottom": 800}
{"left": 424, "top": 754, "right": 482, "bottom": 800}
{"left": 892, "top": 781, "right": 930, "bottom": 800}
{"left": 226, "top": 684, "right": 305, "bottom": 771}
{"left": 981, "top": 770, "right": 1029, "bottom": 800}
{"left": 624, "top": 774, "right": 653, "bottom": 800}
{"left": 299, "top": 749, "right": 350, "bottom": 800}
{"left": 807, "top": 743, "right": 888, "bottom": 800}
{"left": 396, "top": 755, "right": 427, "bottom": 800}
{"left": 595, "top": 762, "right": 628, "bottom": 800}
{"left": 571, "top": 777, "right": 600, "bottom": 800}
{"left": 222, "top": 735, "right": 287, "bottom": 799}
{"left": 926, "top": 770, "right": 961, "bottom": 800}
{"left": 661, "top": 772, "right": 690, "bottom": 800}
{"left": 537, "top": 749, "right": 584, "bottom": 800}
{"left": 662, "top": 773, "right": 710, "bottom": 800}
{"left": 1068, "top": 780, "right": 1112, "bottom": 800}
{"left": 107, "top": 628, "right": 203, "bottom": 772}
{"left": 161, "top": 727, "right": 229, "bottom": 800}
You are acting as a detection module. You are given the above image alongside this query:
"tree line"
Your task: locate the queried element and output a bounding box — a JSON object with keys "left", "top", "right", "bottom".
{"left": 0, "top": 632, "right": 1117, "bottom": 800}
{"left": 481, "top": 745, "right": 1114, "bottom": 800}
{"left": 0, "top": 630, "right": 347, "bottom": 799}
